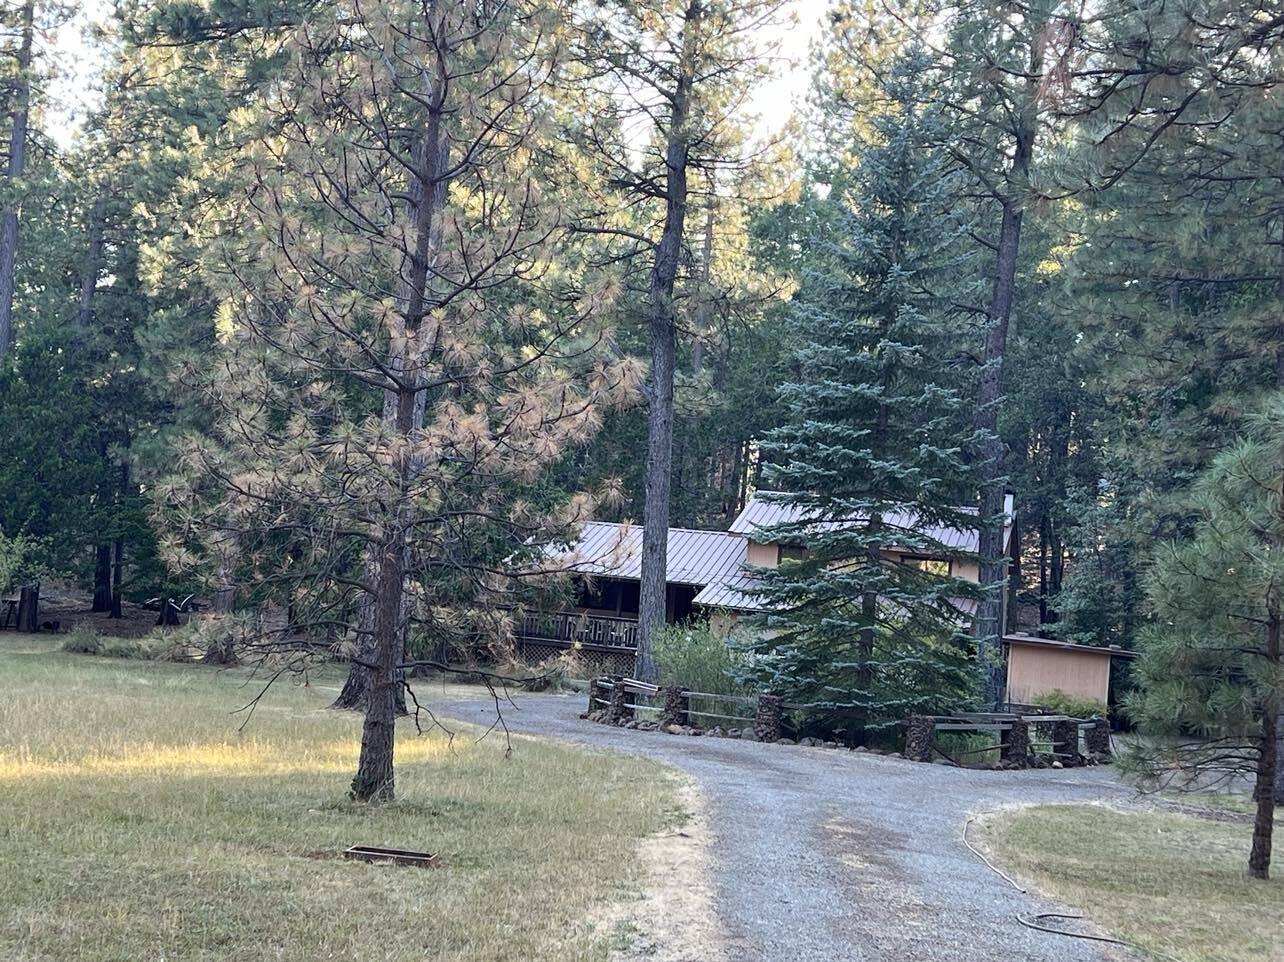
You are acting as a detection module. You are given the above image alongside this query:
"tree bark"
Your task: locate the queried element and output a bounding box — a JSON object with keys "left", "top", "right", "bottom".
{"left": 77, "top": 195, "right": 107, "bottom": 333}
{"left": 636, "top": 0, "right": 703, "bottom": 683}
{"left": 92, "top": 543, "right": 113, "bottom": 612}
{"left": 973, "top": 113, "right": 1035, "bottom": 707}
{"left": 0, "top": 0, "right": 33, "bottom": 358}
{"left": 348, "top": 12, "right": 449, "bottom": 797}
{"left": 1250, "top": 608, "right": 1279, "bottom": 879}
{"left": 109, "top": 536, "right": 123, "bottom": 619}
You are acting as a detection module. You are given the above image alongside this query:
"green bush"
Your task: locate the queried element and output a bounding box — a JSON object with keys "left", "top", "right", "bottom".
{"left": 61, "top": 625, "right": 147, "bottom": 659}
{"left": 653, "top": 622, "right": 750, "bottom": 695}
{"left": 1032, "top": 688, "right": 1108, "bottom": 720}
{"left": 61, "top": 624, "right": 104, "bottom": 655}
{"left": 0, "top": 532, "right": 47, "bottom": 594}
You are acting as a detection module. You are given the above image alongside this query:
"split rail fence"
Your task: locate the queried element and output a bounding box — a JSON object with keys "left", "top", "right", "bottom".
{"left": 586, "top": 677, "right": 1112, "bottom": 768}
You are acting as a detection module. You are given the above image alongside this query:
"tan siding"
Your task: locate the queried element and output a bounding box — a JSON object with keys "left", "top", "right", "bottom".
{"left": 746, "top": 541, "right": 779, "bottom": 567}
{"left": 1005, "top": 644, "right": 1111, "bottom": 705}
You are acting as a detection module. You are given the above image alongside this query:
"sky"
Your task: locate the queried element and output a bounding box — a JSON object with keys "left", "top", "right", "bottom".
{"left": 47, "top": 1, "right": 825, "bottom": 150}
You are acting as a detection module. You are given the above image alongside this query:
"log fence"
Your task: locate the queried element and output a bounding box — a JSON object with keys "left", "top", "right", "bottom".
{"left": 585, "top": 676, "right": 1114, "bottom": 771}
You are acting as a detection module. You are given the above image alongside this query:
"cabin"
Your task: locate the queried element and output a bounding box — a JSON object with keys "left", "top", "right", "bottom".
{"left": 1001, "top": 633, "right": 1136, "bottom": 708}
{"left": 515, "top": 492, "right": 1012, "bottom": 674}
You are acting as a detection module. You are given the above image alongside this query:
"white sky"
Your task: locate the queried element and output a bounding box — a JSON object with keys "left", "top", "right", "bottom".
{"left": 47, "top": 1, "right": 825, "bottom": 150}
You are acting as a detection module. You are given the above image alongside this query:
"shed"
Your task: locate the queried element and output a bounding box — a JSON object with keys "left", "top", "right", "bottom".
{"left": 1002, "top": 633, "right": 1135, "bottom": 706}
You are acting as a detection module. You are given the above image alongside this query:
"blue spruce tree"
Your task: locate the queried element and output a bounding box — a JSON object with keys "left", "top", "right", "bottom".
{"left": 744, "top": 51, "right": 986, "bottom": 743}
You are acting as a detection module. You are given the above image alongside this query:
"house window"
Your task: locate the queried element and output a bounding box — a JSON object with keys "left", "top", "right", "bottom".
{"left": 908, "top": 557, "right": 951, "bottom": 577}
{"left": 779, "top": 544, "right": 809, "bottom": 564}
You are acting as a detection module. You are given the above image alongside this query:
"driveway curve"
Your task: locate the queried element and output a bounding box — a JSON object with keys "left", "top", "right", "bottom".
{"left": 438, "top": 691, "right": 1135, "bottom": 962}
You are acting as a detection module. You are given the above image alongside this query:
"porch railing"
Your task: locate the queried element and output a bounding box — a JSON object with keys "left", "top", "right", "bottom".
{"left": 518, "top": 609, "right": 639, "bottom": 650}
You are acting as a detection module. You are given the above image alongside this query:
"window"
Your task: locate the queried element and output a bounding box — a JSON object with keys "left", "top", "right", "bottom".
{"left": 779, "top": 544, "right": 809, "bottom": 564}
{"left": 909, "top": 557, "right": 951, "bottom": 577}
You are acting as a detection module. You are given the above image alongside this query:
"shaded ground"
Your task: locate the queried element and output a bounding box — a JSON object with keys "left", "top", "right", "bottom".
{"left": 438, "top": 691, "right": 1138, "bottom": 962}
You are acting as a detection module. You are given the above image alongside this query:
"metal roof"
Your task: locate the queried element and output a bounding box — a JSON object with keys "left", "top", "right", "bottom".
{"left": 547, "top": 522, "right": 749, "bottom": 588}
{"left": 728, "top": 492, "right": 1013, "bottom": 554}
{"left": 1002, "top": 633, "right": 1137, "bottom": 659}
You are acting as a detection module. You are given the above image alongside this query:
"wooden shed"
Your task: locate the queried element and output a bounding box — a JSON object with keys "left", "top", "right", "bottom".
{"left": 1001, "top": 633, "right": 1135, "bottom": 707}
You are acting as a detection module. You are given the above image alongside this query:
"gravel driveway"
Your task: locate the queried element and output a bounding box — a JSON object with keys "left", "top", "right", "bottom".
{"left": 438, "top": 691, "right": 1136, "bottom": 962}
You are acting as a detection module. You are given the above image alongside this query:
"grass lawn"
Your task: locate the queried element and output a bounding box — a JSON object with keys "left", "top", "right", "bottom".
{"left": 0, "top": 636, "right": 680, "bottom": 962}
{"left": 981, "top": 803, "right": 1284, "bottom": 962}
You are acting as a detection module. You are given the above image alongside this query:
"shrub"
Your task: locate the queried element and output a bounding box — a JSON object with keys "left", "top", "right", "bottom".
{"left": 653, "top": 622, "right": 750, "bottom": 696}
{"left": 1032, "top": 688, "right": 1108, "bottom": 720}
{"left": 61, "top": 625, "right": 147, "bottom": 659}
{"left": 61, "top": 624, "right": 103, "bottom": 655}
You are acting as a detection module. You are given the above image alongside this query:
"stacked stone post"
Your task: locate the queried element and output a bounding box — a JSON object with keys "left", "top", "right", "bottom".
{"left": 754, "top": 694, "right": 783, "bottom": 742}
{"left": 660, "top": 686, "right": 690, "bottom": 728}
{"left": 1084, "top": 718, "right": 1111, "bottom": 758}
{"left": 1001, "top": 719, "right": 1030, "bottom": 767}
{"left": 587, "top": 677, "right": 607, "bottom": 716}
{"left": 904, "top": 715, "right": 937, "bottom": 762}
{"left": 1051, "top": 719, "right": 1080, "bottom": 766}
{"left": 606, "top": 676, "right": 633, "bottom": 725}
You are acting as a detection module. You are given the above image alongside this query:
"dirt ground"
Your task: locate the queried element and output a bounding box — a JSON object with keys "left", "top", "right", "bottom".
{"left": 1, "top": 584, "right": 192, "bottom": 639}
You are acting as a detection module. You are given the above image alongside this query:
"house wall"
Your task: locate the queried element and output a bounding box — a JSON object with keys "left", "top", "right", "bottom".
{"left": 747, "top": 541, "right": 779, "bottom": 567}
{"left": 1005, "top": 644, "right": 1112, "bottom": 705}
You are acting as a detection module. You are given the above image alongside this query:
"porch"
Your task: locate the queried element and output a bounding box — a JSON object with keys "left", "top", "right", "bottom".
{"left": 515, "top": 608, "right": 639, "bottom": 676}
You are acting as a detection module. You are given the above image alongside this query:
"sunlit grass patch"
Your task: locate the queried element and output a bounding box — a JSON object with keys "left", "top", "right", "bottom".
{"left": 0, "top": 637, "right": 679, "bottom": 962}
{"left": 980, "top": 803, "right": 1284, "bottom": 962}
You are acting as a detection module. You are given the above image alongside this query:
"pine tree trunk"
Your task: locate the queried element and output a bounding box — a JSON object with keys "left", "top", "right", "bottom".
{"left": 636, "top": 0, "right": 702, "bottom": 683}
{"left": 77, "top": 195, "right": 107, "bottom": 332}
{"left": 1249, "top": 613, "right": 1279, "bottom": 879}
{"left": 0, "top": 0, "right": 33, "bottom": 358}
{"left": 973, "top": 118, "right": 1033, "bottom": 706}
{"left": 350, "top": 539, "right": 402, "bottom": 803}
{"left": 348, "top": 24, "right": 448, "bottom": 795}
{"left": 92, "top": 544, "right": 113, "bottom": 612}
{"left": 109, "top": 537, "right": 123, "bottom": 619}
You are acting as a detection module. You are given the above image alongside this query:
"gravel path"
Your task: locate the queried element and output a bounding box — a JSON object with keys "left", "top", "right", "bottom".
{"left": 438, "top": 692, "right": 1137, "bottom": 962}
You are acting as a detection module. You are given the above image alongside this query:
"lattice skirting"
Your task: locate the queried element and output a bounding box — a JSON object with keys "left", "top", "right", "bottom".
{"left": 516, "top": 640, "right": 635, "bottom": 677}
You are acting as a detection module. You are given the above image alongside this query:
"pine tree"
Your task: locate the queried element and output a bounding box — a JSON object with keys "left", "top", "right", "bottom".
{"left": 1125, "top": 397, "right": 1284, "bottom": 880}
{"left": 743, "top": 50, "right": 984, "bottom": 741}
{"left": 152, "top": 0, "right": 639, "bottom": 801}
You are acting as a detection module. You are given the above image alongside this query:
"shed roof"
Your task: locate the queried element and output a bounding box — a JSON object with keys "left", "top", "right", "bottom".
{"left": 1002, "top": 633, "right": 1137, "bottom": 659}
{"left": 547, "top": 522, "right": 749, "bottom": 588}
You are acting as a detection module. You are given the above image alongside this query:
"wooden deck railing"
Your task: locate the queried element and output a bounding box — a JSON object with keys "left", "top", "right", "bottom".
{"left": 518, "top": 609, "right": 639, "bottom": 650}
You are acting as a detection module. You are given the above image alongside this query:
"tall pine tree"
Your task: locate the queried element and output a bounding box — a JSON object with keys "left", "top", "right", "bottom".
{"left": 743, "top": 51, "right": 984, "bottom": 741}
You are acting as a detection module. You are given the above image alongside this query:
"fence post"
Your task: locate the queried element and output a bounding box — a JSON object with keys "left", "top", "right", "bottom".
{"left": 1051, "top": 719, "right": 1079, "bottom": 766}
{"left": 587, "top": 677, "right": 606, "bottom": 716}
{"left": 1084, "top": 718, "right": 1111, "bottom": 758}
{"left": 1002, "top": 720, "right": 1030, "bottom": 767}
{"left": 904, "top": 715, "right": 936, "bottom": 762}
{"left": 660, "top": 686, "right": 690, "bottom": 728}
{"left": 754, "top": 694, "right": 783, "bottom": 742}
{"left": 606, "top": 675, "right": 633, "bottom": 725}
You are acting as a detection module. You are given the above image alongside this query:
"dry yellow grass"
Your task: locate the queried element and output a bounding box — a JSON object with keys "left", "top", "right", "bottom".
{"left": 0, "top": 637, "right": 681, "bottom": 962}
{"left": 981, "top": 803, "right": 1284, "bottom": 962}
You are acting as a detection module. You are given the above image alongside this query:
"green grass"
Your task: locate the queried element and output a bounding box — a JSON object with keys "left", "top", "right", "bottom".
{"left": 981, "top": 804, "right": 1284, "bottom": 962}
{"left": 0, "top": 636, "right": 681, "bottom": 961}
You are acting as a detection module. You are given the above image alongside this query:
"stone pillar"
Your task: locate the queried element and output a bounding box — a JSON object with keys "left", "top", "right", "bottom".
{"left": 904, "top": 715, "right": 936, "bottom": 762}
{"left": 587, "top": 678, "right": 606, "bottom": 716}
{"left": 1084, "top": 718, "right": 1111, "bottom": 757}
{"left": 754, "top": 694, "right": 783, "bottom": 742}
{"left": 1051, "top": 719, "right": 1080, "bottom": 766}
{"left": 1002, "top": 720, "right": 1030, "bottom": 767}
{"left": 606, "top": 676, "right": 633, "bottom": 725}
{"left": 660, "top": 686, "right": 690, "bottom": 728}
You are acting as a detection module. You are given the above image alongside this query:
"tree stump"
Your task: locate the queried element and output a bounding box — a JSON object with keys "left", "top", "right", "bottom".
{"left": 660, "top": 686, "right": 690, "bottom": 728}
{"left": 1084, "top": 718, "right": 1111, "bottom": 757}
{"left": 1002, "top": 719, "right": 1030, "bottom": 767}
{"left": 754, "top": 694, "right": 783, "bottom": 742}
{"left": 904, "top": 715, "right": 936, "bottom": 762}
{"left": 16, "top": 584, "right": 38, "bottom": 632}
